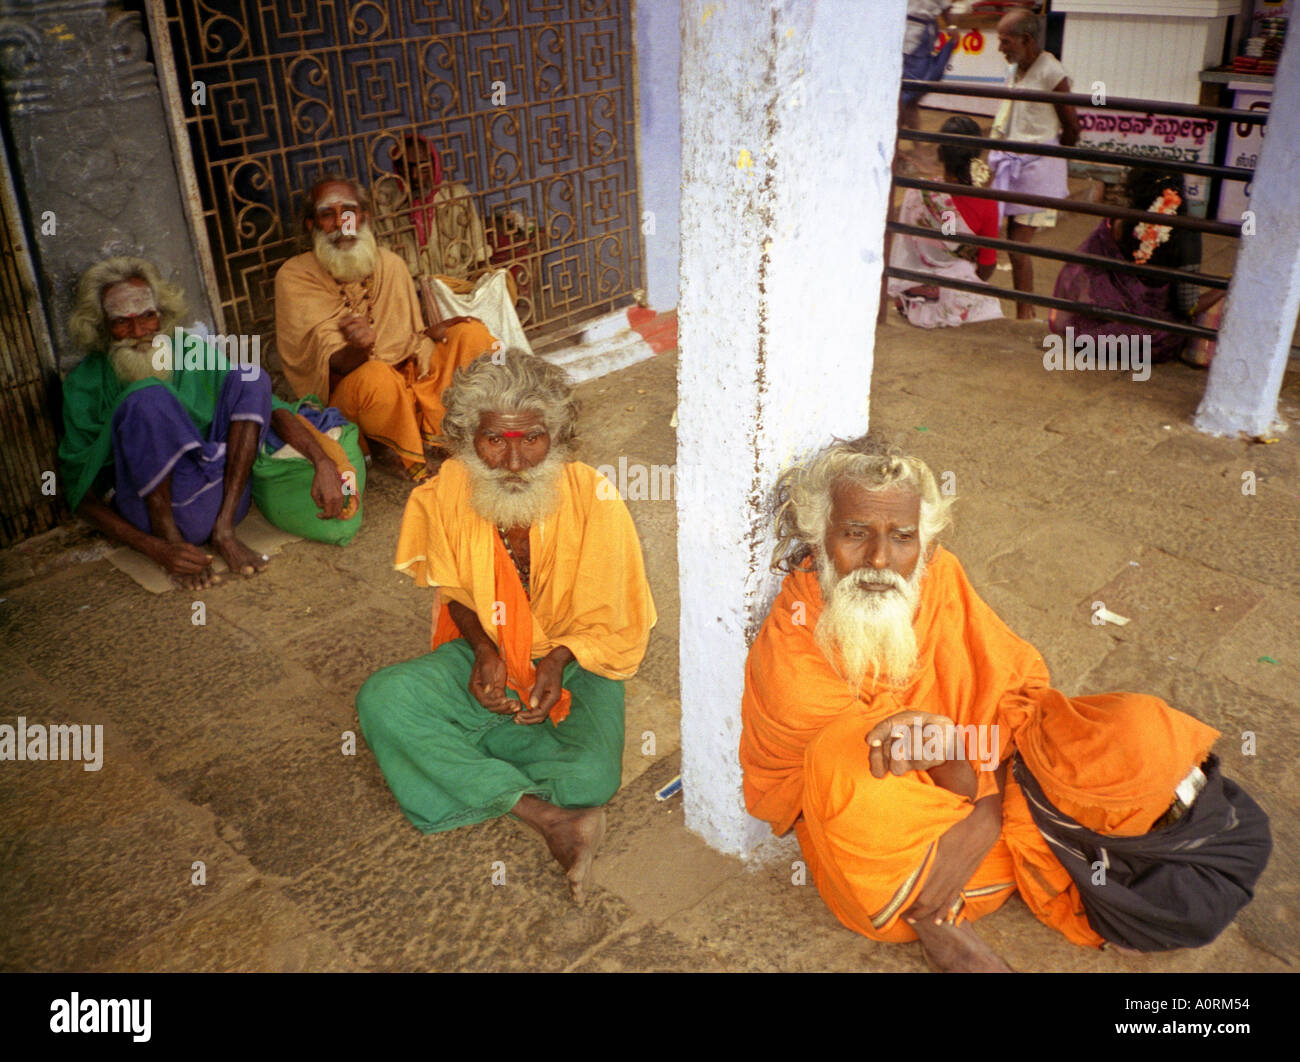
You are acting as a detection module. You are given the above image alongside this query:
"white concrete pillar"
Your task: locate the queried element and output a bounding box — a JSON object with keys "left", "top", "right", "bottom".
{"left": 1194, "top": 28, "right": 1300, "bottom": 438}
{"left": 676, "top": 0, "right": 906, "bottom": 855}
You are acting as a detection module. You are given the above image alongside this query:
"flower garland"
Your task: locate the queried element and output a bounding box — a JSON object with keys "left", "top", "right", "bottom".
{"left": 1132, "top": 188, "right": 1182, "bottom": 264}
{"left": 970, "top": 158, "right": 991, "bottom": 188}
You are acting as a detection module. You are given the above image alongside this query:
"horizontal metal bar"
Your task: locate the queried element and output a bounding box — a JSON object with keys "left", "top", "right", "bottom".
{"left": 886, "top": 222, "right": 1231, "bottom": 290}
{"left": 884, "top": 267, "right": 1219, "bottom": 341}
{"left": 894, "top": 176, "right": 1244, "bottom": 236}
{"left": 901, "top": 79, "right": 1269, "bottom": 125}
{"left": 899, "top": 129, "right": 1255, "bottom": 182}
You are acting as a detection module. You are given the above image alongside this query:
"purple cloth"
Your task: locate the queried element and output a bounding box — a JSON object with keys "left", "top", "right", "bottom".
{"left": 1049, "top": 220, "right": 1186, "bottom": 363}
{"left": 988, "top": 139, "right": 1068, "bottom": 222}
{"left": 111, "top": 369, "right": 271, "bottom": 543}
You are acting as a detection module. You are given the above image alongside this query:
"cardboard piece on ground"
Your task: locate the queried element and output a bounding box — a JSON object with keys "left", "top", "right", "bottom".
{"left": 105, "top": 509, "right": 302, "bottom": 594}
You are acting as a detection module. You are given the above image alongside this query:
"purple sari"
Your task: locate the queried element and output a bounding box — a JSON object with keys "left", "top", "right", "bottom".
{"left": 1049, "top": 220, "right": 1187, "bottom": 363}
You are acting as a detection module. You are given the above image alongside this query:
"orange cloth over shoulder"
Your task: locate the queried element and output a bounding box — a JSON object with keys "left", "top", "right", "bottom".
{"left": 741, "top": 547, "right": 1050, "bottom": 836}
{"left": 394, "top": 459, "right": 657, "bottom": 723}
{"left": 741, "top": 546, "right": 1225, "bottom": 950}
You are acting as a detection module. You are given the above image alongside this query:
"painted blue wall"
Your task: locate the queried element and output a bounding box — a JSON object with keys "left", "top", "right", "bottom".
{"left": 635, "top": 0, "right": 682, "bottom": 312}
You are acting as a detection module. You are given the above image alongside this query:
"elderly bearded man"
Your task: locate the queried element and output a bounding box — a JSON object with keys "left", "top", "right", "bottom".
{"left": 59, "top": 257, "right": 347, "bottom": 590}
{"left": 357, "top": 351, "right": 656, "bottom": 902}
{"left": 275, "top": 175, "right": 499, "bottom": 482}
{"left": 740, "top": 437, "right": 1270, "bottom": 972}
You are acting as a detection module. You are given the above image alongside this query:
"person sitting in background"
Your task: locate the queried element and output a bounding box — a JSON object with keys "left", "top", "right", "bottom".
{"left": 274, "top": 175, "right": 499, "bottom": 483}
{"left": 888, "top": 115, "right": 1004, "bottom": 329}
{"left": 1049, "top": 168, "right": 1226, "bottom": 368}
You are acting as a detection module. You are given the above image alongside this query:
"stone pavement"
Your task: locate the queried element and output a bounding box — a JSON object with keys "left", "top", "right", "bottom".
{"left": 1, "top": 326, "right": 1297, "bottom": 972}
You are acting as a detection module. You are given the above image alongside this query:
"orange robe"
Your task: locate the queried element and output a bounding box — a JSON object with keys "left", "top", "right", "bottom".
{"left": 274, "top": 247, "right": 497, "bottom": 474}
{"left": 394, "top": 459, "right": 657, "bottom": 715}
{"left": 740, "top": 548, "right": 1219, "bottom": 948}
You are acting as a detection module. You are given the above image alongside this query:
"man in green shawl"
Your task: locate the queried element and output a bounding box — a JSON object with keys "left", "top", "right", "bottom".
{"left": 59, "top": 256, "right": 346, "bottom": 589}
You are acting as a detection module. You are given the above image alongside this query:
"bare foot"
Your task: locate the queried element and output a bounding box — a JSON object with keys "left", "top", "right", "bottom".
{"left": 911, "top": 920, "right": 1012, "bottom": 973}
{"left": 171, "top": 568, "right": 222, "bottom": 591}
{"left": 513, "top": 796, "right": 608, "bottom": 904}
{"left": 211, "top": 530, "right": 269, "bottom": 577}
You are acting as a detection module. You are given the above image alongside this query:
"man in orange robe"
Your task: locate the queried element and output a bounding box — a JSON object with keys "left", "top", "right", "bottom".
{"left": 741, "top": 436, "right": 1270, "bottom": 971}
{"left": 274, "top": 175, "right": 499, "bottom": 481}
{"left": 357, "top": 350, "right": 656, "bottom": 902}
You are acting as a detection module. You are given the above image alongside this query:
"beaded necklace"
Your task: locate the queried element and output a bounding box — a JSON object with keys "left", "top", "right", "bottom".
{"left": 498, "top": 526, "right": 530, "bottom": 598}
{"left": 338, "top": 277, "right": 375, "bottom": 323}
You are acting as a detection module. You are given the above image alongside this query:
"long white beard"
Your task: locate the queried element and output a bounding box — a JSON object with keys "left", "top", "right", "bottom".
{"left": 108, "top": 337, "right": 171, "bottom": 385}
{"left": 814, "top": 549, "right": 929, "bottom": 690}
{"left": 313, "top": 223, "right": 379, "bottom": 283}
{"left": 463, "top": 449, "right": 564, "bottom": 529}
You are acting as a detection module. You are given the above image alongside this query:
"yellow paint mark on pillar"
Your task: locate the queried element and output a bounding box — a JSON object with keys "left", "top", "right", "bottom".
{"left": 702, "top": 3, "right": 722, "bottom": 26}
{"left": 737, "top": 148, "right": 754, "bottom": 170}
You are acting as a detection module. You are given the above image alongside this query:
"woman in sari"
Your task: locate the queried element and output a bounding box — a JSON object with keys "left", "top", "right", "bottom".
{"left": 887, "top": 115, "right": 1005, "bottom": 329}
{"left": 1049, "top": 168, "right": 1225, "bottom": 367}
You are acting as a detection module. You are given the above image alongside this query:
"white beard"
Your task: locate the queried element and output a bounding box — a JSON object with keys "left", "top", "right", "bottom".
{"left": 313, "top": 223, "right": 379, "bottom": 283}
{"left": 463, "top": 449, "right": 564, "bottom": 530}
{"left": 108, "top": 337, "right": 171, "bottom": 385}
{"left": 814, "top": 549, "right": 929, "bottom": 690}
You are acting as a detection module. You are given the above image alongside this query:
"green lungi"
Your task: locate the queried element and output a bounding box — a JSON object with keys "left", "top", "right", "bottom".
{"left": 357, "top": 639, "right": 625, "bottom": 833}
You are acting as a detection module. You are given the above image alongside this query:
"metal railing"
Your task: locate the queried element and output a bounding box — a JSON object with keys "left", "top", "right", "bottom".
{"left": 884, "top": 78, "right": 1269, "bottom": 342}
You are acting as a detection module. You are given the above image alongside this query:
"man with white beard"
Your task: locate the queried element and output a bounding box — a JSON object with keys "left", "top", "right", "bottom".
{"left": 58, "top": 257, "right": 278, "bottom": 589}
{"left": 357, "top": 350, "right": 656, "bottom": 903}
{"left": 274, "top": 175, "right": 499, "bottom": 482}
{"left": 741, "top": 437, "right": 1269, "bottom": 972}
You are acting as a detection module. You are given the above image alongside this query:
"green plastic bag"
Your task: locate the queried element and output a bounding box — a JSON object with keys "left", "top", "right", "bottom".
{"left": 252, "top": 415, "right": 366, "bottom": 546}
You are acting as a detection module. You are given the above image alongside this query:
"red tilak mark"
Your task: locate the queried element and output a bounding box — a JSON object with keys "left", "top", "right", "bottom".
{"left": 500, "top": 430, "right": 527, "bottom": 438}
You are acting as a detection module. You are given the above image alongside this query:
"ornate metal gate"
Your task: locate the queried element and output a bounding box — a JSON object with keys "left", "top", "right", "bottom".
{"left": 147, "top": 0, "right": 644, "bottom": 345}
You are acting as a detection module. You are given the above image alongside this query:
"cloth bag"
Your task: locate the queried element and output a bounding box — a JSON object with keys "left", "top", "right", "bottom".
{"left": 422, "top": 269, "right": 533, "bottom": 356}
{"left": 252, "top": 399, "right": 366, "bottom": 546}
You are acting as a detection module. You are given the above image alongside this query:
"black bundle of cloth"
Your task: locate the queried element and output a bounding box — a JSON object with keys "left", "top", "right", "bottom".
{"left": 1013, "top": 753, "right": 1272, "bottom": 952}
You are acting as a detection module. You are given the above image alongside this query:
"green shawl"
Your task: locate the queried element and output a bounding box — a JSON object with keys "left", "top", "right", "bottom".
{"left": 59, "top": 331, "right": 232, "bottom": 511}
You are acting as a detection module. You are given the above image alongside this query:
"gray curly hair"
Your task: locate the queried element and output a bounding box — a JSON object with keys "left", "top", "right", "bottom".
{"left": 66, "top": 256, "right": 188, "bottom": 353}
{"left": 440, "top": 349, "right": 578, "bottom": 454}
{"left": 770, "top": 435, "right": 954, "bottom": 573}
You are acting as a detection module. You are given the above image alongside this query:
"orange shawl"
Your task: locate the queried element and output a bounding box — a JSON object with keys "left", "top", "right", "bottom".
{"left": 394, "top": 459, "right": 657, "bottom": 723}
{"left": 740, "top": 548, "right": 1051, "bottom": 836}
{"left": 274, "top": 246, "right": 436, "bottom": 401}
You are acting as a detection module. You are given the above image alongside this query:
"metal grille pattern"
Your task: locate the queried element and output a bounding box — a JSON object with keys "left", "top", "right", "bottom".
{"left": 152, "top": 0, "right": 643, "bottom": 344}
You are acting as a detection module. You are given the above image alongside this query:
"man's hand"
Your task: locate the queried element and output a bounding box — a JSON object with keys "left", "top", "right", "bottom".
{"left": 469, "top": 645, "right": 512, "bottom": 713}
{"left": 867, "top": 711, "right": 958, "bottom": 778}
{"left": 340, "top": 313, "right": 376, "bottom": 354}
{"left": 517, "top": 648, "right": 570, "bottom": 725}
{"left": 310, "top": 457, "right": 345, "bottom": 519}
{"left": 147, "top": 538, "right": 218, "bottom": 588}
{"left": 146, "top": 537, "right": 212, "bottom": 575}
{"left": 905, "top": 786, "right": 1004, "bottom": 927}
{"left": 425, "top": 315, "right": 481, "bottom": 343}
